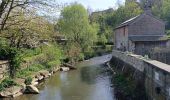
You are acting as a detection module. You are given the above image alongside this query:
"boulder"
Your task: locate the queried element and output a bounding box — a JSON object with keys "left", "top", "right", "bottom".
{"left": 31, "top": 82, "right": 39, "bottom": 86}
{"left": 60, "top": 67, "right": 70, "bottom": 72}
{"left": 0, "top": 86, "right": 22, "bottom": 97}
{"left": 48, "top": 73, "right": 52, "bottom": 77}
{"left": 0, "top": 90, "right": 11, "bottom": 97}
{"left": 15, "top": 78, "right": 25, "bottom": 87}
{"left": 53, "top": 68, "right": 59, "bottom": 73}
{"left": 35, "top": 74, "right": 44, "bottom": 81}
{"left": 25, "top": 85, "right": 39, "bottom": 94}
{"left": 31, "top": 78, "right": 39, "bottom": 86}
{"left": 39, "top": 70, "right": 50, "bottom": 78}
{"left": 12, "top": 91, "right": 23, "bottom": 98}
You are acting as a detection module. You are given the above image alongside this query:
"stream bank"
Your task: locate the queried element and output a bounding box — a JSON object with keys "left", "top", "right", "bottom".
{"left": 13, "top": 54, "right": 115, "bottom": 100}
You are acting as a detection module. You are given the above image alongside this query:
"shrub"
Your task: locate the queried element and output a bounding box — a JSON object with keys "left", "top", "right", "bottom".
{"left": 0, "top": 78, "right": 17, "bottom": 91}
{"left": 21, "top": 48, "right": 41, "bottom": 58}
{"left": 47, "top": 60, "right": 60, "bottom": 69}
{"left": 28, "top": 64, "right": 44, "bottom": 72}
{"left": 41, "top": 45, "right": 63, "bottom": 62}
{"left": 25, "top": 77, "right": 32, "bottom": 85}
{"left": 16, "top": 69, "right": 32, "bottom": 78}
{"left": 16, "top": 64, "right": 45, "bottom": 78}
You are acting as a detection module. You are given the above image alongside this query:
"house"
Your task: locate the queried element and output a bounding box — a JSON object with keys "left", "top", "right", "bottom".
{"left": 114, "top": 6, "right": 170, "bottom": 56}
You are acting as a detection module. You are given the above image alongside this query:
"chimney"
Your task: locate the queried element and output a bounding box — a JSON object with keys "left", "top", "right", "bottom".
{"left": 144, "top": 0, "right": 152, "bottom": 15}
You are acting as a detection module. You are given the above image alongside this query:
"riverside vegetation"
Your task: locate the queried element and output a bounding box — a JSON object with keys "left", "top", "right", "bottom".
{"left": 1, "top": 0, "right": 170, "bottom": 98}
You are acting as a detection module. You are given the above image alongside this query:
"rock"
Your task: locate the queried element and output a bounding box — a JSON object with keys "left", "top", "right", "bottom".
{"left": 0, "top": 74, "right": 3, "bottom": 79}
{"left": 31, "top": 82, "right": 39, "bottom": 86}
{"left": 50, "top": 71, "right": 54, "bottom": 75}
{"left": 39, "top": 70, "right": 50, "bottom": 78}
{"left": 32, "top": 78, "right": 38, "bottom": 82}
{"left": 0, "top": 90, "right": 11, "bottom": 97}
{"left": 53, "top": 68, "right": 59, "bottom": 73}
{"left": 25, "top": 85, "right": 39, "bottom": 94}
{"left": 15, "top": 78, "right": 25, "bottom": 87}
{"left": 63, "top": 63, "right": 76, "bottom": 70}
{"left": 31, "top": 78, "right": 39, "bottom": 86}
{"left": 48, "top": 73, "right": 52, "bottom": 77}
{"left": 35, "top": 74, "right": 44, "bottom": 81}
{"left": 0, "top": 86, "right": 22, "bottom": 97}
{"left": 12, "top": 91, "right": 23, "bottom": 98}
{"left": 60, "top": 67, "right": 70, "bottom": 72}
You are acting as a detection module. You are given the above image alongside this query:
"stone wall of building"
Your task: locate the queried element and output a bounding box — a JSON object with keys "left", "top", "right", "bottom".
{"left": 115, "top": 26, "right": 128, "bottom": 50}
{"left": 128, "top": 14, "right": 165, "bottom": 36}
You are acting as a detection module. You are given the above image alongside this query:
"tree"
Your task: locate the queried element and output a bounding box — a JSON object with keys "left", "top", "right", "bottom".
{"left": 90, "top": 1, "right": 143, "bottom": 44}
{"left": 57, "top": 3, "right": 97, "bottom": 61}
{"left": 1, "top": 10, "right": 55, "bottom": 48}
{"left": 0, "top": 0, "right": 60, "bottom": 32}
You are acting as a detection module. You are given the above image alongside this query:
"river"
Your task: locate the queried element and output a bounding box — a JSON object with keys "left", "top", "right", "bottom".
{"left": 14, "top": 54, "right": 115, "bottom": 100}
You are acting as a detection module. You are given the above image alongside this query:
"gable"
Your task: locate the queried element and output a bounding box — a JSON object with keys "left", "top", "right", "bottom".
{"left": 129, "top": 14, "right": 165, "bottom": 27}
{"left": 115, "top": 13, "right": 165, "bottom": 30}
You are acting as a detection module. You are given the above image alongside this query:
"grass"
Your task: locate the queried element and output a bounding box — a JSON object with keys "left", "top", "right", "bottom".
{"left": 25, "top": 77, "right": 33, "bottom": 85}
{"left": 16, "top": 64, "right": 45, "bottom": 78}
{"left": 0, "top": 78, "right": 18, "bottom": 92}
{"left": 17, "top": 44, "right": 63, "bottom": 78}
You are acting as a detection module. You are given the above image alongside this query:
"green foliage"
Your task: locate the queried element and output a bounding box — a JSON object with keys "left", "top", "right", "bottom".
{"left": 90, "top": 1, "right": 143, "bottom": 44}
{"left": 8, "top": 48, "right": 23, "bottom": 78}
{"left": 25, "top": 77, "right": 32, "bottom": 85}
{"left": 58, "top": 3, "right": 98, "bottom": 61}
{"left": 47, "top": 60, "right": 60, "bottom": 69}
{"left": 114, "top": 73, "right": 136, "bottom": 97}
{"left": 0, "top": 39, "right": 23, "bottom": 78}
{"left": 98, "top": 34, "right": 107, "bottom": 45}
{"left": 0, "top": 78, "right": 17, "bottom": 91}
{"left": 41, "top": 45, "right": 63, "bottom": 62}
{"left": 16, "top": 64, "right": 45, "bottom": 78}
{"left": 17, "top": 44, "right": 63, "bottom": 78}
{"left": 21, "top": 48, "right": 42, "bottom": 58}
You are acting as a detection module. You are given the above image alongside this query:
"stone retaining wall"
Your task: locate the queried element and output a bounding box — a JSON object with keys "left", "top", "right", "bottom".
{"left": 111, "top": 50, "right": 170, "bottom": 100}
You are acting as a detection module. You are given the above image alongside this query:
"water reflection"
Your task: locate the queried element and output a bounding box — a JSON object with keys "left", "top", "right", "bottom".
{"left": 14, "top": 54, "right": 115, "bottom": 100}
{"left": 80, "top": 66, "right": 99, "bottom": 84}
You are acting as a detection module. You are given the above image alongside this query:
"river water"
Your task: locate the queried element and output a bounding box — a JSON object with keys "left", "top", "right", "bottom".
{"left": 15, "top": 54, "right": 115, "bottom": 100}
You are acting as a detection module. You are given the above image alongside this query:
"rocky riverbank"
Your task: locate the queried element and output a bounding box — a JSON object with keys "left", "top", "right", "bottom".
{"left": 0, "top": 67, "right": 62, "bottom": 98}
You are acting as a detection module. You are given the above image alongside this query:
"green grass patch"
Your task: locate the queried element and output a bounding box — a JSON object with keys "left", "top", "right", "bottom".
{"left": 25, "top": 77, "right": 33, "bottom": 85}
{"left": 0, "top": 78, "right": 18, "bottom": 92}
{"left": 16, "top": 64, "right": 45, "bottom": 78}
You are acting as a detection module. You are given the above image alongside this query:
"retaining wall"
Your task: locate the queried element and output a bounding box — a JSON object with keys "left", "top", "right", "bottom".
{"left": 111, "top": 50, "right": 170, "bottom": 100}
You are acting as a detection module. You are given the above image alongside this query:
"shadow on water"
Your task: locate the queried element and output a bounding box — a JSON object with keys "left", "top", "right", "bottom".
{"left": 80, "top": 66, "right": 100, "bottom": 84}
{"left": 13, "top": 54, "right": 115, "bottom": 100}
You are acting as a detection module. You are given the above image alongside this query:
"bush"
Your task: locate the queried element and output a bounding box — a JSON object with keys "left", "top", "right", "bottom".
{"left": 16, "top": 69, "right": 32, "bottom": 78}
{"left": 21, "top": 48, "right": 41, "bottom": 58}
{"left": 78, "top": 53, "right": 84, "bottom": 61}
{"left": 47, "top": 60, "right": 60, "bottom": 69}
{"left": 16, "top": 64, "right": 45, "bottom": 78}
{"left": 28, "top": 64, "right": 45, "bottom": 72}
{"left": 0, "top": 78, "right": 17, "bottom": 91}
{"left": 25, "top": 77, "right": 32, "bottom": 85}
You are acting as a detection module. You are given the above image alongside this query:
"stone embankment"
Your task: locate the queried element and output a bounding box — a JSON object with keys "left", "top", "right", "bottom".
{"left": 0, "top": 68, "right": 59, "bottom": 98}
{"left": 111, "top": 50, "right": 170, "bottom": 100}
{"left": 0, "top": 64, "right": 71, "bottom": 98}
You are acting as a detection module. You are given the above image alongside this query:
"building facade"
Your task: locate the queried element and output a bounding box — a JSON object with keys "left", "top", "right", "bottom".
{"left": 114, "top": 12, "right": 170, "bottom": 56}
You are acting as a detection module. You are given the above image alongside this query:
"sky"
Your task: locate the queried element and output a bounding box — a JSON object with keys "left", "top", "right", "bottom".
{"left": 57, "top": 0, "right": 125, "bottom": 11}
